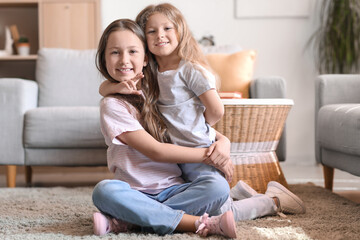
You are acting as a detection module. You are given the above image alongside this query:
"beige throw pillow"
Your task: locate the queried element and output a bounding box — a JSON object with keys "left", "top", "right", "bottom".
{"left": 206, "top": 50, "right": 256, "bottom": 98}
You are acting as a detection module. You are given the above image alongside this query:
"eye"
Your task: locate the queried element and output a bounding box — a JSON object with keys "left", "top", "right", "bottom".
{"left": 165, "top": 27, "right": 172, "bottom": 31}
{"left": 111, "top": 50, "right": 119, "bottom": 55}
{"left": 129, "top": 50, "right": 138, "bottom": 54}
{"left": 147, "top": 29, "right": 155, "bottom": 34}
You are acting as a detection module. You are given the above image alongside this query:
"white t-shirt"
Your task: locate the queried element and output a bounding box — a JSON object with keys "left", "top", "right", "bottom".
{"left": 157, "top": 60, "right": 217, "bottom": 148}
{"left": 100, "top": 96, "right": 184, "bottom": 194}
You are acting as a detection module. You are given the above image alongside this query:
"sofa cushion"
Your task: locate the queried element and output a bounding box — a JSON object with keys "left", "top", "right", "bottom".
{"left": 36, "top": 48, "right": 104, "bottom": 107}
{"left": 24, "top": 106, "right": 106, "bottom": 148}
{"left": 205, "top": 50, "right": 256, "bottom": 98}
{"left": 25, "top": 148, "right": 107, "bottom": 166}
{"left": 317, "top": 104, "right": 360, "bottom": 156}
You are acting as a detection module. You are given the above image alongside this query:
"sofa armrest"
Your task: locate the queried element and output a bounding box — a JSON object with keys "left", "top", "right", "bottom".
{"left": 0, "top": 78, "right": 38, "bottom": 165}
{"left": 249, "top": 76, "right": 286, "bottom": 98}
{"left": 249, "top": 76, "right": 287, "bottom": 161}
{"left": 315, "top": 74, "right": 360, "bottom": 114}
{"left": 315, "top": 74, "right": 360, "bottom": 163}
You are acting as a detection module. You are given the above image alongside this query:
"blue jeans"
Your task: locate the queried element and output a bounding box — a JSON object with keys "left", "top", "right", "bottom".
{"left": 179, "top": 163, "right": 222, "bottom": 182}
{"left": 92, "top": 174, "right": 229, "bottom": 235}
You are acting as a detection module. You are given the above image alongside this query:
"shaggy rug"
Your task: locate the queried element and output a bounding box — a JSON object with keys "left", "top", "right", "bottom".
{"left": 0, "top": 183, "right": 359, "bottom": 240}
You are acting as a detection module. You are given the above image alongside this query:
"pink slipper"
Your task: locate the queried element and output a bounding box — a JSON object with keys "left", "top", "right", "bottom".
{"left": 93, "top": 212, "right": 129, "bottom": 236}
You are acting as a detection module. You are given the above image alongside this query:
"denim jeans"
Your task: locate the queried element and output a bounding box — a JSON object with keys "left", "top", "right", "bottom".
{"left": 92, "top": 174, "right": 229, "bottom": 235}
{"left": 179, "top": 163, "right": 222, "bottom": 182}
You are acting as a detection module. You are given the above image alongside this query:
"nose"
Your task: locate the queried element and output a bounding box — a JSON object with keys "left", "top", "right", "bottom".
{"left": 157, "top": 29, "right": 164, "bottom": 39}
{"left": 119, "top": 53, "right": 129, "bottom": 65}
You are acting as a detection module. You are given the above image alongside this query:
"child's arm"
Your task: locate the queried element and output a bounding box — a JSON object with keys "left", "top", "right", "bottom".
{"left": 117, "top": 128, "right": 233, "bottom": 179}
{"left": 205, "top": 130, "right": 234, "bottom": 182}
{"left": 99, "top": 73, "right": 144, "bottom": 96}
{"left": 118, "top": 129, "right": 208, "bottom": 163}
{"left": 198, "top": 89, "right": 224, "bottom": 126}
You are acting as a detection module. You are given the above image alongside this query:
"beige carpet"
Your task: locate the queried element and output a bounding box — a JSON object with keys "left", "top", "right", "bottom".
{"left": 0, "top": 183, "right": 359, "bottom": 240}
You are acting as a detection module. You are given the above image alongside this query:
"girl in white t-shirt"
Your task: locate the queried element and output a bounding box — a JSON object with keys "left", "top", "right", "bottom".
{"left": 100, "top": 4, "right": 234, "bottom": 183}
{"left": 99, "top": 3, "right": 305, "bottom": 223}
{"left": 93, "top": 18, "right": 237, "bottom": 238}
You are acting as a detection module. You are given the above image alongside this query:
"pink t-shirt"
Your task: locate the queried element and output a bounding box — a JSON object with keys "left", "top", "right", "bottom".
{"left": 100, "top": 96, "right": 184, "bottom": 194}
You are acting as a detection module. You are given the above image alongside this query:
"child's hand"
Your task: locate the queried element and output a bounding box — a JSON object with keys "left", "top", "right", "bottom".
{"left": 204, "top": 134, "right": 233, "bottom": 182}
{"left": 99, "top": 73, "right": 144, "bottom": 97}
{"left": 117, "top": 73, "right": 144, "bottom": 95}
{"left": 204, "top": 156, "right": 234, "bottom": 183}
{"left": 204, "top": 136, "right": 231, "bottom": 167}
{"left": 221, "top": 160, "right": 234, "bottom": 183}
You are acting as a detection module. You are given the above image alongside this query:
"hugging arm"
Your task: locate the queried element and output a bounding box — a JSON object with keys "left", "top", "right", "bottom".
{"left": 118, "top": 129, "right": 210, "bottom": 164}
{"left": 198, "top": 89, "right": 224, "bottom": 126}
{"left": 118, "top": 129, "right": 233, "bottom": 180}
{"left": 118, "top": 128, "right": 233, "bottom": 181}
{"left": 99, "top": 73, "right": 144, "bottom": 96}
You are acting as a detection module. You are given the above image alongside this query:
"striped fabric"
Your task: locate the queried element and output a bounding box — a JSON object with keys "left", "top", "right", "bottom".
{"left": 100, "top": 96, "right": 184, "bottom": 194}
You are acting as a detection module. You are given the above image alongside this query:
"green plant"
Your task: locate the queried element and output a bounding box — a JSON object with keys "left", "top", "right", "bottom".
{"left": 18, "top": 36, "right": 29, "bottom": 43}
{"left": 309, "top": 0, "right": 360, "bottom": 74}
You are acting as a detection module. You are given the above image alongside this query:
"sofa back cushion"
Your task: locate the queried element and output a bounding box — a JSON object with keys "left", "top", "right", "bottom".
{"left": 36, "top": 48, "right": 104, "bottom": 107}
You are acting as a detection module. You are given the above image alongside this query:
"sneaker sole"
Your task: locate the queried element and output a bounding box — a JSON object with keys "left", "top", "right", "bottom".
{"left": 268, "top": 181, "right": 306, "bottom": 214}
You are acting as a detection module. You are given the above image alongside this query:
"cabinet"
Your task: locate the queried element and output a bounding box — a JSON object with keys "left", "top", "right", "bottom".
{"left": 40, "top": 1, "right": 100, "bottom": 49}
{"left": 0, "top": 0, "right": 100, "bottom": 79}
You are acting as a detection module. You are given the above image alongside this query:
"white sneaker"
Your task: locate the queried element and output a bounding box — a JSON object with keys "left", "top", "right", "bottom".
{"left": 230, "top": 180, "right": 258, "bottom": 200}
{"left": 265, "top": 181, "right": 306, "bottom": 214}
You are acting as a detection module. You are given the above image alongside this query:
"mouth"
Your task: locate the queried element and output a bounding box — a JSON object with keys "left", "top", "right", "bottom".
{"left": 117, "top": 68, "right": 133, "bottom": 73}
{"left": 156, "top": 42, "right": 169, "bottom": 47}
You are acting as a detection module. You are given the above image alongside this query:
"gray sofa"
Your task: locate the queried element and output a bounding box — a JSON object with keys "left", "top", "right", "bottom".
{"left": 0, "top": 48, "right": 287, "bottom": 187}
{"left": 315, "top": 74, "right": 360, "bottom": 190}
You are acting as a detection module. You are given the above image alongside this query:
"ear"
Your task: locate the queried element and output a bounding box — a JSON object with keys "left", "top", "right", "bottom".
{"left": 143, "top": 55, "right": 148, "bottom": 67}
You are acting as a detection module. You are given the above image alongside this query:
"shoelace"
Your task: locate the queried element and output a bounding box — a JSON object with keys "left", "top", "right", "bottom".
{"left": 196, "top": 213, "right": 209, "bottom": 237}
{"left": 273, "top": 196, "right": 287, "bottom": 218}
{"left": 277, "top": 212, "right": 287, "bottom": 218}
{"left": 196, "top": 213, "right": 222, "bottom": 237}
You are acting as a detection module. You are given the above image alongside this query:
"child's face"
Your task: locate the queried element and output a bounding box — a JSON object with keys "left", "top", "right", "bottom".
{"left": 105, "top": 30, "right": 147, "bottom": 82}
{"left": 145, "top": 13, "right": 179, "bottom": 59}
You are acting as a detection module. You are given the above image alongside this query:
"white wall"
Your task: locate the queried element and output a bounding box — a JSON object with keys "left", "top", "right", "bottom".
{"left": 100, "top": 0, "right": 322, "bottom": 165}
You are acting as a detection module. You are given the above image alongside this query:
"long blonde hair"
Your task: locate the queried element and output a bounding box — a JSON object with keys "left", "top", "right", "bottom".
{"left": 136, "top": 3, "right": 211, "bottom": 71}
{"left": 96, "top": 19, "right": 170, "bottom": 143}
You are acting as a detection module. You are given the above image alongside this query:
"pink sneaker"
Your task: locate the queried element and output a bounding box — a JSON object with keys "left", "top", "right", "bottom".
{"left": 93, "top": 212, "right": 129, "bottom": 236}
{"left": 195, "top": 211, "right": 237, "bottom": 238}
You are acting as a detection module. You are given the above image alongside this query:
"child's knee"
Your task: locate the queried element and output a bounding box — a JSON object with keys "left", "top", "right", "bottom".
{"left": 92, "top": 179, "right": 129, "bottom": 203}
{"left": 198, "top": 175, "right": 230, "bottom": 197}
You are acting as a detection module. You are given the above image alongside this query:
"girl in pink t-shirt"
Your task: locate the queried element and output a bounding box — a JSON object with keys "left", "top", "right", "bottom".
{"left": 98, "top": 3, "right": 305, "bottom": 226}
{"left": 92, "top": 18, "right": 237, "bottom": 238}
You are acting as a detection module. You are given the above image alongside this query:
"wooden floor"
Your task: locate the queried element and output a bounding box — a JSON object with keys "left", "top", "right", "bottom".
{"left": 1, "top": 163, "right": 359, "bottom": 204}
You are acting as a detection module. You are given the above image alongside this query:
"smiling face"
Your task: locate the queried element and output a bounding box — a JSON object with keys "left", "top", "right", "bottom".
{"left": 145, "top": 13, "right": 179, "bottom": 60}
{"left": 105, "top": 30, "right": 147, "bottom": 82}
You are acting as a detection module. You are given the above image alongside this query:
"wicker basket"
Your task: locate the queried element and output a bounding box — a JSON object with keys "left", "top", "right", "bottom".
{"left": 213, "top": 99, "right": 293, "bottom": 193}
